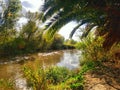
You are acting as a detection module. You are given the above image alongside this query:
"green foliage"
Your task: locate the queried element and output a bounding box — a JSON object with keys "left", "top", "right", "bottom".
{"left": 0, "top": 0, "right": 22, "bottom": 30}
{"left": 18, "top": 20, "right": 40, "bottom": 52}
{"left": 38, "top": 31, "right": 65, "bottom": 51}
{"left": 76, "top": 33, "right": 110, "bottom": 66}
{"left": 20, "top": 20, "right": 38, "bottom": 40}
{"left": 61, "top": 39, "right": 77, "bottom": 49}
{"left": 42, "top": 0, "right": 107, "bottom": 37}
{"left": 48, "top": 61, "right": 95, "bottom": 90}
{"left": 65, "top": 61, "right": 95, "bottom": 90}
{"left": 46, "top": 67, "right": 71, "bottom": 85}
{"left": 0, "top": 19, "right": 65, "bottom": 56}
{"left": 64, "top": 39, "right": 77, "bottom": 46}
{"left": 42, "top": 0, "right": 120, "bottom": 49}
{"left": 25, "top": 11, "right": 40, "bottom": 21}
{"left": 79, "top": 61, "right": 95, "bottom": 75}
{"left": 0, "top": 79, "right": 14, "bottom": 90}
{"left": 23, "top": 64, "right": 95, "bottom": 90}
{"left": 23, "top": 66, "right": 72, "bottom": 90}
{"left": 23, "top": 66, "right": 48, "bottom": 90}
{"left": 51, "top": 33, "right": 64, "bottom": 50}
{"left": 40, "top": 31, "right": 54, "bottom": 50}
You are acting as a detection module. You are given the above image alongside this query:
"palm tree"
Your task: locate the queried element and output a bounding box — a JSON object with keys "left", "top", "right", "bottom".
{"left": 42, "top": 0, "right": 120, "bottom": 49}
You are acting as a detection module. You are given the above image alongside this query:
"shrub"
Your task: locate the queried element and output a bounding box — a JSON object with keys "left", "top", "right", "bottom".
{"left": 0, "top": 79, "right": 14, "bottom": 90}
{"left": 23, "top": 66, "right": 72, "bottom": 90}
{"left": 76, "top": 35, "right": 111, "bottom": 66}
{"left": 46, "top": 67, "right": 71, "bottom": 85}
{"left": 23, "top": 66, "right": 48, "bottom": 90}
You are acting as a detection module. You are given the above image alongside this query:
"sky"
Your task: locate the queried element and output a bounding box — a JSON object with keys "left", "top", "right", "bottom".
{"left": 59, "top": 21, "right": 80, "bottom": 41}
{"left": 19, "top": 0, "right": 80, "bottom": 41}
{"left": 20, "top": 0, "right": 44, "bottom": 12}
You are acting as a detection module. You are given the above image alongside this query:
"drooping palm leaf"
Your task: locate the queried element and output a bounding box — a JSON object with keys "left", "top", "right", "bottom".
{"left": 42, "top": 0, "right": 120, "bottom": 49}
{"left": 69, "top": 19, "right": 92, "bottom": 38}
{"left": 42, "top": 0, "right": 106, "bottom": 30}
{"left": 81, "top": 24, "right": 96, "bottom": 39}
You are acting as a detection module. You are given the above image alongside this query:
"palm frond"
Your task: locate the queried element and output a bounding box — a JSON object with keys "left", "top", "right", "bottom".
{"left": 81, "top": 24, "right": 96, "bottom": 39}
{"left": 41, "top": 0, "right": 120, "bottom": 49}
{"left": 69, "top": 19, "right": 91, "bottom": 38}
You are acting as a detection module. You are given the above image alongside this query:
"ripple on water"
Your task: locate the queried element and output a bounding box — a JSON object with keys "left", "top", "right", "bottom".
{"left": 15, "top": 78, "right": 29, "bottom": 90}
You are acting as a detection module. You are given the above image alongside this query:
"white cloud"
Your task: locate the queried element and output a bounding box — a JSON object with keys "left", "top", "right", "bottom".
{"left": 0, "top": 7, "right": 2, "bottom": 12}
{"left": 58, "top": 21, "right": 78, "bottom": 40}
{"left": 17, "top": 17, "right": 28, "bottom": 24}
{"left": 20, "top": 0, "right": 44, "bottom": 12}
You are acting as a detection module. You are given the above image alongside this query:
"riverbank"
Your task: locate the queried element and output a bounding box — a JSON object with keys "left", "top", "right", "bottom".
{"left": 84, "top": 60, "right": 120, "bottom": 90}
{"left": 0, "top": 50, "right": 80, "bottom": 89}
{"left": 0, "top": 49, "right": 77, "bottom": 65}
{"left": 0, "top": 44, "right": 76, "bottom": 59}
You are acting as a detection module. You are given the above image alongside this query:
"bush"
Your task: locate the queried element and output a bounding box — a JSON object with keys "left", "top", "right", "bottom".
{"left": 76, "top": 35, "right": 110, "bottom": 66}
{"left": 50, "top": 33, "right": 65, "bottom": 50}
{"left": 46, "top": 67, "right": 71, "bottom": 85}
{"left": 23, "top": 66, "right": 73, "bottom": 90}
{"left": 23, "top": 65, "right": 92, "bottom": 90}
{"left": 0, "top": 79, "right": 14, "bottom": 90}
{"left": 23, "top": 66, "right": 48, "bottom": 90}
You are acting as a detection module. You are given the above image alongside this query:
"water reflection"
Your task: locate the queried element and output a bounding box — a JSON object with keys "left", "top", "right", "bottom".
{"left": 0, "top": 50, "right": 80, "bottom": 90}
{"left": 57, "top": 50, "right": 80, "bottom": 70}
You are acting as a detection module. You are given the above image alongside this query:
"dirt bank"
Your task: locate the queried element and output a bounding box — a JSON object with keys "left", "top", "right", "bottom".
{"left": 84, "top": 61, "right": 120, "bottom": 90}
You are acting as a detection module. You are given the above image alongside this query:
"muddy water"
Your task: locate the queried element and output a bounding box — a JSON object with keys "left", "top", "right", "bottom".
{"left": 0, "top": 49, "right": 80, "bottom": 90}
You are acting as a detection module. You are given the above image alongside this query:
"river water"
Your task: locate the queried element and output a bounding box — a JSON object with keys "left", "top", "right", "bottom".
{"left": 0, "top": 49, "right": 80, "bottom": 90}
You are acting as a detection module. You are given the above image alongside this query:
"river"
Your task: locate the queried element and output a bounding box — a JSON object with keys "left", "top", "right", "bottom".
{"left": 0, "top": 49, "right": 81, "bottom": 90}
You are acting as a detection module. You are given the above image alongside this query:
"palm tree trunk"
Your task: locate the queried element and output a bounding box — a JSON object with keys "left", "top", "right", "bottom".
{"left": 103, "top": 8, "right": 120, "bottom": 49}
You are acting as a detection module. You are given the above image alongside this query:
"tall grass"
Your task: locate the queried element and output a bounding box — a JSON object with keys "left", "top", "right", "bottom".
{"left": 22, "top": 62, "right": 97, "bottom": 90}
{"left": 23, "top": 66, "right": 71, "bottom": 90}
{"left": 0, "top": 79, "right": 14, "bottom": 90}
{"left": 76, "top": 34, "right": 111, "bottom": 66}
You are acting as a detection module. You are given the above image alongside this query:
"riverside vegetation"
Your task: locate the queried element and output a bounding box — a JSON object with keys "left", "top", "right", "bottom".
{"left": 0, "top": 0, "right": 120, "bottom": 90}
{"left": 1, "top": 33, "right": 120, "bottom": 89}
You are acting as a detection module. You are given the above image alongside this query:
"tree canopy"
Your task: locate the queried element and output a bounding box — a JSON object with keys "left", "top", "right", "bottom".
{"left": 42, "top": 0, "right": 120, "bottom": 49}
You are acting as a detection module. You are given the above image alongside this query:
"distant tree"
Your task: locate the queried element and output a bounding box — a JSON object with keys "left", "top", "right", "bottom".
{"left": 25, "top": 11, "right": 40, "bottom": 21}
{"left": 20, "top": 20, "right": 38, "bottom": 41}
{"left": 51, "top": 33, "right": 64, "bottom": 50}
{"left": 65, "top": 39, "right": 77, "bottom": 45}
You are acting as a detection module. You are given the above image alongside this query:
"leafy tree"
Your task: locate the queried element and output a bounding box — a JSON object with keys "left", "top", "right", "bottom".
{"left": 42, "top": 0, "right": 120, "bottom": 49}
{"left": 65, "top": 39, "right": 77, "bottom": 46}
{"left": 20, "top": 20, "right": 38, "bottom": 41}
{"left": 51, "top": 33, "right": 64, "bottom": 50}
{"left": 0, "top": 0, "right": 21, "bottom": 49}
{"left": 0, "top": 0, "right": 21, "bottom": 30}
{"left": 25, "top": 11, "right": 40, "bottom": 21}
